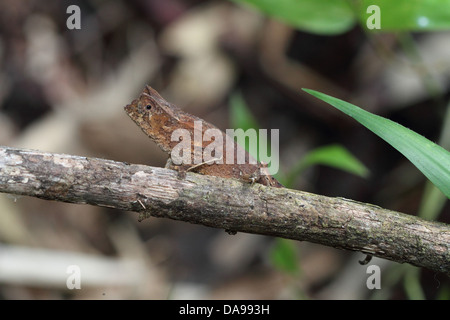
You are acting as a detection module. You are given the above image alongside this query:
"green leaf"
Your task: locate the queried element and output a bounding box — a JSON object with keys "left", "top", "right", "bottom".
{"left": 418, "top": 181, "right": 448, "bottom": 221}
{"left": 229, "top": 92, "right": 260, "bottom": 132}
{"left": 404, "top": 266, "right": 426, "bottom": 300}
{"left": 437, "top": 284, "right": 450, "bottom": 300}
{"left": 358, "top": 0, "right": 450, "bottom": 31}
{"left": 231, "top": 0, "right": 450, "bottom": 34}
{"left": 229, "top": 92, "right": 262, "bottom": 161}
{"left": 299, "top": 144, "right": 369, "bottom": 177}
{"left": 231, "top": 0, "right": 356, "bottom": 35}
{"left": 303, "top": 89, "right": 450, "bottom": 198}
{"left": 270, "top": 238, "right": 300, "bottom": 275}
{"left": 285, "top": 144, "right": 369, "bottom": 189}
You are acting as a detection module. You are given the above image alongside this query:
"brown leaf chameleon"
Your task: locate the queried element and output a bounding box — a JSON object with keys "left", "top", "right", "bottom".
{"left": 124, "top": 85, "right": 283, "bottom": 188}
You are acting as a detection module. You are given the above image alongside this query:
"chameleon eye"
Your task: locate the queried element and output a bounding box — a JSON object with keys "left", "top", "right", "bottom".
{"left": 146, "top": 104, "right": 152, "bottom": 110}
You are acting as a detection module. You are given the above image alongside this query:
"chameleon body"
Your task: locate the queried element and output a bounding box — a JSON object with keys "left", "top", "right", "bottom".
{"left": 124, "top": 85, "right": 283, "bottom": 188}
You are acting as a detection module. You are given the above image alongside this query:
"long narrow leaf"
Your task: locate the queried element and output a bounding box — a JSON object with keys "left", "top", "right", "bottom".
{"left": 303, "top": 89, "right": 450, "bottom": 198}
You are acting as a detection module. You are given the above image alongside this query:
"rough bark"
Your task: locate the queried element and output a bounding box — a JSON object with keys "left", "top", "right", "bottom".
{"left": 0, "top": 145, "right": 449, "bottom": 275}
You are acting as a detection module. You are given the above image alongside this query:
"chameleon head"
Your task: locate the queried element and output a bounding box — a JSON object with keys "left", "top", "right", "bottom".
{"left": 124, "top": 86, "right": 179, "bottom": 153}
{"left": 124, "top": 86, "right": 164, "bottom": 119}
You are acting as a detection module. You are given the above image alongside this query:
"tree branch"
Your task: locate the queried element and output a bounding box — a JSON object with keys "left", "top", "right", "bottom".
{"left": 0, "top": 145, "right": 449, "bottom": 275}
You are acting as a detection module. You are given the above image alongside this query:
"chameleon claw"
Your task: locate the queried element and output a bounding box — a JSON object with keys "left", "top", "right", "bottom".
{"left": 177, "top": 169, "right": 187, "bottom": 180}
{"left": 359, "top": 254, "right": 373, "bottom": 265}
{"left": 239, "top": 168, "right": 260, "bottom": 186}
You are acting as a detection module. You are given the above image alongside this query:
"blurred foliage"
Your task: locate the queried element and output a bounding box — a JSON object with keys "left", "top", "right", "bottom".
{"left": 229, "top": 92, "right": 262, "bottom": 161}
{"left": 404, "top": 266, "right": 426, "bottom": 299}
{"left": 230, "top": 93, "right": 260, "bottom": 132}
{"left": 231, "top": 0, "right": 355, "bottom": 35}
{"left": 437, "top": 284, "right": 450, "bottom": 300}
{"left": 303, "top": 89, "right": 450, "bottom": 199}
{"left": 358, "top": 0, "right": 450, "bottom": 31}
{"left": 270, "top": 238, "right": 300, "bottom": 276}
{"left": 284, "top": 144, "right": 369, "bottom": 189}
{"left": 232, "top": 0, "right": 450, "bottom": 34}
{"left": 419, "top": 181, "right": 449, "bottom": 220}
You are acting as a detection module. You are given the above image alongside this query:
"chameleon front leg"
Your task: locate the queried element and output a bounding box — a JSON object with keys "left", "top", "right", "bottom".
{"left": 239, "top": 167, "right": 261, "bottom": 186}
{"left": 165, "top": 158, "right": 191, "bottom": 179}
{"left": 166, "top": 157, "right": 225, "bottom": 180}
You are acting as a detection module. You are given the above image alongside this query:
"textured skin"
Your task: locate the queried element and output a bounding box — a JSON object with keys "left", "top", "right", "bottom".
{"left": 124, "top": 86, "right": 283, "bottom": 188}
